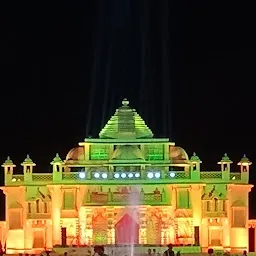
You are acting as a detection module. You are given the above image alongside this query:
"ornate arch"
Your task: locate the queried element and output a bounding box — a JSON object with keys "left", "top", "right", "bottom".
{"left": 92, "top": 212, "right": 108, "bottom": 245}
{"left": 146, "top": 212, "right": 162, "bottom": 244}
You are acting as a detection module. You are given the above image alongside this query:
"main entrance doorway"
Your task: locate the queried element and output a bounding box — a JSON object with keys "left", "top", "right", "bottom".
{"left": 115, "top": 213, "right": 139, "bottom": 244}
{"left": 33, "top": 230, "right": 45, "bottom": 248}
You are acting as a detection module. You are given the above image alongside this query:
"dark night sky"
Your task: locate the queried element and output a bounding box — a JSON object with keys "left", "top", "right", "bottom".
{"left": 1, "top": 1, "right": 256, "bottom": 218}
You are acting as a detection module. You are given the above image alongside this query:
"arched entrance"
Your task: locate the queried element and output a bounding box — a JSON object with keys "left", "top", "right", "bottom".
{"left": 115, "top": 213, "right": 139, "bottom": 245}
{"left": 146, "top": 215, "right": 161, "bottom": 244}
{"left": 92, "top": 213, "right": 108, "bottom": 245}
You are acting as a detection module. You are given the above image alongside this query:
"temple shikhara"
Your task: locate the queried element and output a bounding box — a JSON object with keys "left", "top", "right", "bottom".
{"left": 0, "top": 99, "right": 254, "bottom": 253}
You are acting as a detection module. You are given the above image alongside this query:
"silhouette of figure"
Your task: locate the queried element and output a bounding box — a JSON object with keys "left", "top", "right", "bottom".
{"left": 163, "top": 244, "right": 175, "bottom": 256}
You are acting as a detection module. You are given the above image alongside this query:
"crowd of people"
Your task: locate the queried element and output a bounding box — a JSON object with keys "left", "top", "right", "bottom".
{"left": 0, "top": 243, "right": 248, "bottom": 256}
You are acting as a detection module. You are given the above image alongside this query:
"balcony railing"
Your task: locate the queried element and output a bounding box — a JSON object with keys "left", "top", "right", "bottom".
{"left": 203, "top": 211, "right": 227, "bottom": 218}
{"left": 7, "top": 169, "right": 244, "bottom": 185}
{"left": 27, "top": 213, "right": 51, "bottom": 219}
{"left": 32, "top": 174, "right": 52, "bottom": 182}
{"left": 85, "top": 191, "right": 163, "bottom": 205}
{"left": 200, "top": 172, "right": 222, "bottom": 179}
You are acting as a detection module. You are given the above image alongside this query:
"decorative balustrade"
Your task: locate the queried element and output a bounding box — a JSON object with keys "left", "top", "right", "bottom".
{"left": 87, "top": 191, "right": 162, "bottom": 205}
{"left": 62, "top": 172, "right": 80, "bottom": 180}
{"left": 91, "top": 192, "right": 108, "bottom": 203}
{"left": 111, "top": 193, "right": 129, "bottom": 202}
{"left": 229, "top": 172, "right": 241, "bottom": 180}
{"left": 32, "top": 174, "right": 52, "bottom": 182}
{"left": 27, "top": 213, "right": 51, "bottom": 219}
{"left": 200, "top": 172, "right": 222, "bottom": 179}
{"left": 7, "top": 170, "right": 245, "bottom": 185}
{"left": 203, "top": 211, "right": 227, "bottom": 218}
{"left": 143, "top": 193, "right": 162, "bottom": 202}
{"left": 173, "top": 171, "right": 189, "bottom": 179}
{"left": 12, "top": 175, "right": 24, "bottom": 182}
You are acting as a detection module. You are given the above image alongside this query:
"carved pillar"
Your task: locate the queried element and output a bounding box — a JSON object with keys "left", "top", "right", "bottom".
{"left": 171, "top": 186, "right": 178, "bottom": 243}
{"left": 190, "top": 185, "right": 203, "bottom": 226}
{"left": 85, "top": 208, "right": 93, "bottom": 245}
{"left": 222, "top": 217, "right": 230, "bottom": 248}
{"left": 23, "top": 220, "right": 33, "bottom": 250}
{"left": 79, "top": 207, "right": 86, "bottom": 245}
{"left": 107, "top": 207, "right": 115, "bottom": 244}
{"left": 165, "top": 206, "right": 175, "bottom": 244}
{"left": 201, "top": 218, "right": 209, "bottom": 248}
{"left": 22, "top": 187, "right": 31, "bottom": 250}
{"left": 45, "top": 219, "right": 53, "bottom": 249}
{"left": 172, "top": 186, "right": 177, "bottom": 209}
{"left": 190, "top": 185, "right": 203, "bottom": 245}
{"left": 161, "top": 207, "right": 169, "bottom": 245}
{"left": 139, "top": 206, "right": 147, "bottom": 244}
{"left": 226, "top": 186, "right": 232, "bottom": 248}
{"left": 76, "top": 186, "right": 86, "bottom": 245}
{"left": 49, "top": 185, "right": 62, "bottom": 245}
{"left": 84, "top": 143, "right": 89, "bottom": 161}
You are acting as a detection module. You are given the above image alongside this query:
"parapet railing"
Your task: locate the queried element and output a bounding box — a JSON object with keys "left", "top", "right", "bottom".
{"left": 32, "top": 173, "right": 53, "bottom": 182}
{"left": 84, "top": 191, "right": 164, "bottom": 205}
{"left": 200, "top": 172, "right": 222, "bottom": 179}
{"left": 8, "top": 170, "right": 243, "bottom": 185}
{"left": 27, "top": 213, "right": 51, "bottom": 219}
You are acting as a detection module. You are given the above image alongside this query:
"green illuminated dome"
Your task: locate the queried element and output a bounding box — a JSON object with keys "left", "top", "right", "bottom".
{"left": 2, "top": 156, "right": 14, "bottom": 165}
{"left": 99, "top": 98, "right": 153, "bottom": 139}
{"left": 51, "top": 153, "right": 63, "bottom": 164}
{"left": 111, "top": 145, "right": 145, "bottom": 160}
{"left": 239, "top": 154, "right": 251, "bottom": 163}
{"left": 220, "top": 153, "right": 232, "bottom": 162}
{"left": 22, "top": 154, "right": 34, "bottom": 164}
{"left": 190, "top": 152, "right": 201, "bottom": 162}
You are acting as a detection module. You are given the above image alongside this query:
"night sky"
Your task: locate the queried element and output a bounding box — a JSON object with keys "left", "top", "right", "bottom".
{"left": 1, "top": 1, "right": 256, "bottom": 219}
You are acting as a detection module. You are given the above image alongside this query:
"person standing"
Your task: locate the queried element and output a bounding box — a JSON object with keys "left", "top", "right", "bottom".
{"left": 94, "top": 246, "right": 108, "bottom": 256}
{"left": 163, "top": 244, "right": 175, "bottom": 256}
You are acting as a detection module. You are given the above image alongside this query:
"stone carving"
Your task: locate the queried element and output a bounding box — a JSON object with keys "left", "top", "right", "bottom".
{"left": 92, "top": 212, "right": 108, "bottom": 245}
{"left": 146, "top": 208, "right": 162, "bottom": 244}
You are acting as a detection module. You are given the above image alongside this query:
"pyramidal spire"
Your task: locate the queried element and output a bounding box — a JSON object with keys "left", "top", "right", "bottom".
{"left": 99, "top": 98, "right": 153, "bottom": 139}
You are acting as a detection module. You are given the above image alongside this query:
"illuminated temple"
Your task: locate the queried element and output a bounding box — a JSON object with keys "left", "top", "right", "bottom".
{"left": 0, "top": 99, "right": 254, "bottom": 253}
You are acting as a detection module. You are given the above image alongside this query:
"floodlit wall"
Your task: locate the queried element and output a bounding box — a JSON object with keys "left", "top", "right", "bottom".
{"left": 0, "top": 100, "right": 253, "bottom": 253}
{"left": 0, "top": 181, "right": 252, "bottom": 253}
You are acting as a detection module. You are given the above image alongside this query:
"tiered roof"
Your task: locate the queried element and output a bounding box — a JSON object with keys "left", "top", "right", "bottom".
{"left": 99, "top": 99, "right": 153, "bottom": 139}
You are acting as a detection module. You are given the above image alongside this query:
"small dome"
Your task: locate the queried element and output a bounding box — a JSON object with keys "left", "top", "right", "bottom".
{"left": 238, "top": 154, "right": 252, "bottom": 165}
{"left": 2, "top": 156, "right": 15, "bottom": 166}
{"left": 66, "top": 146, "right": 85, "bottom": 161}
{"left": 111, "top": 145, "right": 144, "bottom": 160}
{"left": 23, "top": 154, "right": 34, "bottom": 164}
{"left": 170, "top": 146, "right": 189, "bottom": 161}
{"left": 51, "top": 153, "right": 63, "bottom": 164}
{"left": 220, "top": 153, "right": 232, "bottom": 162}
{"left": 240, "top": 154, "right": 250, "bottom": 163}
{"left": 190, "top": 152, "right": 201, "bottom": 162}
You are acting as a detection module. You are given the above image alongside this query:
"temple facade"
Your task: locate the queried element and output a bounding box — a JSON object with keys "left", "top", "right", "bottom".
{"left": 0, "top": 99, "right": 253, "bottom": 253}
